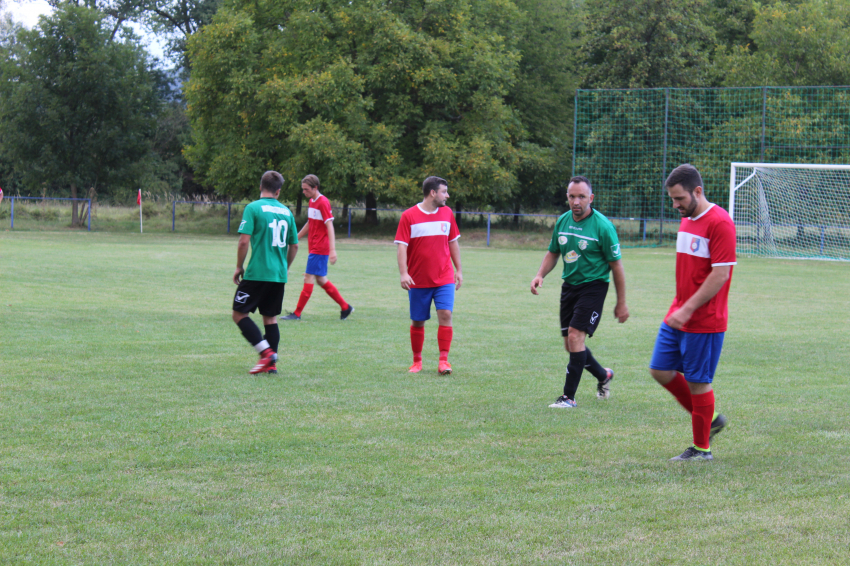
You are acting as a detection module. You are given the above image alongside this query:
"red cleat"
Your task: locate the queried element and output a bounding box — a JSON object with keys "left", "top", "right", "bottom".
{"left": 264, "top": 363, "right": 278, "bottom": 374}
{"left": 250, "top": 348, "right": 278, "bottom": 374}
{"left": 438, "top": 361, "right": 452, "bottom": 375}
{"left": 409, "top": 361, "right": 423, "bottom": 373}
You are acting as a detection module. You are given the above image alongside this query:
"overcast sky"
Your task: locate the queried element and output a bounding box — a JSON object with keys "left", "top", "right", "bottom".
{"left": 7, "top": 0, "right": 168, "bottom": 61}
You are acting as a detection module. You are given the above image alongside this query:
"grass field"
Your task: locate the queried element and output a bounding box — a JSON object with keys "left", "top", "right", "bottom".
{"left": 1, "top": 232, "right": 848, "bottom": 565}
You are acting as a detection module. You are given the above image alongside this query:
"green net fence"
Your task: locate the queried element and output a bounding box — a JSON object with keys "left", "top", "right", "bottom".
{"left": 573, "top": 86, "right": 850, "bottom": 252}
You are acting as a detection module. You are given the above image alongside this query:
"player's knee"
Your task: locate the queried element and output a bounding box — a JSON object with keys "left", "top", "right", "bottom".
{"left": 232, "top": 310, "right": 246, "bottom": 323}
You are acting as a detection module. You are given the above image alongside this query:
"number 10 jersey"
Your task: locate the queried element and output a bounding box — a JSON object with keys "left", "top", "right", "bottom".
{"left": 238, "top": 198, "right": 299, "bottom": 283}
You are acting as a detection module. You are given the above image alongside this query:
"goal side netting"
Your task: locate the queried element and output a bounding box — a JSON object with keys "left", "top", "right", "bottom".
{"left": 729, "top": 163, "right": 850, "bottom": 261}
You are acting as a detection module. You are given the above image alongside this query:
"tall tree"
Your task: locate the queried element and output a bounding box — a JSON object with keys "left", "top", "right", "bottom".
{"left": 716, "top": 0, "right": 850, "bottom": 86}
{"left": 0, "top": 4, "right": 160, "bottom": 223}
{"left": 185, "top": 0, "right": 546, "bottom": 211}
{"left": 580, "top": 0, "right": 716, "bottom": 89}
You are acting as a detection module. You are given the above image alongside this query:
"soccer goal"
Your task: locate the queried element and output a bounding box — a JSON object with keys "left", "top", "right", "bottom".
{"left": 729, "top": 163, "right": 850, "bottom": 261}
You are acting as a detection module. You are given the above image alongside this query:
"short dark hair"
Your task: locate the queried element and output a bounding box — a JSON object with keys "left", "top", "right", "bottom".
{"left": 423, "top": 176, "right": 447, "bottom": 197}
{"left": 568, "top": 175, "right": 593, "bottom": 193}
{"left": 301, "top": 174, "right": 320, "bottom": 189}
{"left": 260, "top": 171, "right": 284, "bottom": 193}
{"left": 665, "top": 164, "right": 703, "bottom": 193}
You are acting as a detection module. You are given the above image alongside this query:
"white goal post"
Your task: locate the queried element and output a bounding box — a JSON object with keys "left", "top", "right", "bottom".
{"left": 729, "top": 163, "right": 850, "bottom": 261}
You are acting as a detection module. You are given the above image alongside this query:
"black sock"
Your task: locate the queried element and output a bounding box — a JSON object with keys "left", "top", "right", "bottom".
{"left": 236, "top": 317, "right": 264, "bottom": 347}
{"left": 563, "top": 350, "right": 587, "bottom": 399}
{"left": 264, "top": 324, "right": 280, "bottom": 353}
{"left": 584, "top": 347, "right": 608, "bottom": 381}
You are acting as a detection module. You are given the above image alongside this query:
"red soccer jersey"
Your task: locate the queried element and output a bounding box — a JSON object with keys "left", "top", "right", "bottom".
{"left": 307, "top": 194, "right": 334, "bottom": 255}
{"left": 665, "top": 203, "right": 737, "bottom": 333}
{"left": 394, "top": 204, "right": 461, "bottom": 288}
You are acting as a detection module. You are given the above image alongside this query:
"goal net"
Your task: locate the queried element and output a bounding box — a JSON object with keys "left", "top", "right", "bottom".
{"left": 729, "top": 163, "right": 850, "bottom": 261}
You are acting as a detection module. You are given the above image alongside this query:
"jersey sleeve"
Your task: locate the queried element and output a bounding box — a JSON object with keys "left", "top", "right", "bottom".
{"left": 709, "top": 217, "right": 737, "bottom": 266}
{"left": 238, "top": 205, "right": 254, "bottom": 235}
{"left": 448, "top": 211, "right": 460, "bottom": 242}
{"left": 600, "top": 222, "right": 622, "bottom": 262}
{"left": 394, "top": 211, "right": 411, "bottom": 245}
{"left": 319, "top": 197, "right": 334, "bottom": 222}
{"left": 547, "top": 223, "right": 560, "bottom": 254}
{"left": 286, "top": 214, "right": 299, "bottom": 245}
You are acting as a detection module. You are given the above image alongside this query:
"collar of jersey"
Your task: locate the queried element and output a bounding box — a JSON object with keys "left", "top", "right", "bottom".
{"left": 416, "top": 203, "right": 440, "bottom": 215}
{"left": 687, "top": 202, "right": 715, "bottom": 222}
{"left": 311, "top": 194, "right": 323, "bottom": 202}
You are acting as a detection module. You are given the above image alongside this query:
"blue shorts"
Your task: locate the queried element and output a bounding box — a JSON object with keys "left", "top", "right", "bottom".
{"left": 408, "top": 284, "right": 455, "bottom": 322}
{"left": 305, "top": 253, "right": 329, "bottom": 277}
{"left": 649, "top": 322, "right": 725, "bottom": 383}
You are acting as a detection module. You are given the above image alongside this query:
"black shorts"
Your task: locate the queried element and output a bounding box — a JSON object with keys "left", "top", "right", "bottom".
{"left": 232, "top": 280, "right": 285, "bottom": 317}
{"left": 560, "top": 280, "right": 609, "bottom": 337}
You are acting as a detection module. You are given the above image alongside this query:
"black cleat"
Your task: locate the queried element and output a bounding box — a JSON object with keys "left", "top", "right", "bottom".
{"left": 340, "top": 305, "right": 354, "bottom": 320}
{"left": 281, "top": 313, "right": 301, "bottom": 321}
{"left": 669, "top": 446, "right": 713, "bottom": 461}
{"left": 710, "top": 413, "right": 728, "bottom": 442}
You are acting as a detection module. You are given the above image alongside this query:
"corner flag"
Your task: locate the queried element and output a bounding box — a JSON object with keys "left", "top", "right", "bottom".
{"left": 138, "top": 189, "right": 143, "bottom": 233}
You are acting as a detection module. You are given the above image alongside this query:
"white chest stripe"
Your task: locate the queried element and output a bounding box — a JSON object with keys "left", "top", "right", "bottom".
{"left": 308, "top": 208, "right": 325, "bottom": 221}
{"left": 411, "top": 221, "right": 452, "bottom": 239}
{"left": 677, "top": 231, "right": 711, "bottom": 258}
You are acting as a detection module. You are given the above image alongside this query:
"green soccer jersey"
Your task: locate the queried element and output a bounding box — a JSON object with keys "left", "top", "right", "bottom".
{"left": 548, "top": 208, "right": 622, "bottom": 285}
{"left": 238, "top": 198, "right": 298, "bottom": 283}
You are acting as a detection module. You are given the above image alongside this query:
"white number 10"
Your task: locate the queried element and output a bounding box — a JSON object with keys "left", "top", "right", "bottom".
{"left": 268, "top": 219, "right": 288, "bottom": 248}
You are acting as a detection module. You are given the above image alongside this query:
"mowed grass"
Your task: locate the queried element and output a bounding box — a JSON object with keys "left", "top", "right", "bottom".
{"left": 0, "top": 232, "right": 848, "bottom": 565}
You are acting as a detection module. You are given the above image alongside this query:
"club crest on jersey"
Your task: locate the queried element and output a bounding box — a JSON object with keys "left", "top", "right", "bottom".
{"left": 441, "top": 222, "right": 449, "bottom": 234}
{"left": 690, "top": 237, "right": 701, "bottom": 253}
{"left": 578, "top": 239, "right": 588, "bottom": 250}
{"left": 565, "top": 250, "right": 580, "bottom": 263}
{"left": 558, "top": 235, "right": 567, "bottom": 245}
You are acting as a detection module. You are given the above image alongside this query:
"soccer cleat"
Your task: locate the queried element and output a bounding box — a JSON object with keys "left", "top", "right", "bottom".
{"left": 596, "top": 368, "right": 614, "bottom": 400}
{"left": 281, "top": 312, "right": 301, "bottom": 321}
{"left": 669, "top": 446, "right": 713, "bottom": 461}
{"left": 409, "top": 361, "right": 423, "bottom": 373}
{"left": 549, "top": 395, "right": 577, "bottom": 409}
{"left": 265, "top": 363, "right": 278, "bottom": 375}
{"left": 249, "top": 348, "right": 278, "bottom": 374}
{"left": 710, "top": 413, "right": 728, "bottom": 442}
{"left": 340, "top": 305, "right": 354, "bottom": 320}
{"left": 438, "top": 360, "right": 452, "bottom": 375}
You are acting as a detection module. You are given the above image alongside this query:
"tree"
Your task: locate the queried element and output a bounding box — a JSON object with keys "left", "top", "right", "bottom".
{"left": 716, "top": 0, "right": 850, "bottom": 86}
{"left": 185, "top": 0, "right": 546, "bottom": 212}
{"left": 0, "top": 4, "right": 160, "bottom": 223}
{"left": 579, "top": 0, "right": 717, "bottom": 89}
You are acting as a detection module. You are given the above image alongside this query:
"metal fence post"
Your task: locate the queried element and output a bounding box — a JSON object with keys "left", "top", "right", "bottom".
{"left": 820, "top": 226, "right": 825, "bottom": 255}
{"left": 660, "top": 88, "right": 670, "bottom": 245}
{"left": 572, "top": 93, "right": 579, "bottom": 178}
{"left": 172, "top": 201, "right": 176, "bottom": 231}
{"left": 487, "top": 213, "right": 491, "bottom": 246}
{"left": 10, "top": 197, "right": 14, "bottom": 229}
{"left": 760, "top": 87, "right": 767, "bottom": 162}
{"left": 87, "top": 199, "right": 92, "bottom": 231}
{"left": 227, "top": 203, "right": 232, "bottom": 233}
{"left": 348, "top": 210, "right": 352, "bottom": 238}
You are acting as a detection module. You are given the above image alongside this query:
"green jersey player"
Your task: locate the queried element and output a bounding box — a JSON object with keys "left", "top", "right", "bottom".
{"left": 232, "top": 171, "right": 299, "bottom": 374}
{"left": 530, "top": 176, "right": 629, "bottom": 407}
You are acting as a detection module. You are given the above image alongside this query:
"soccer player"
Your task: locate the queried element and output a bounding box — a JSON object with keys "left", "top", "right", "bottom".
{"left": 395, "top": 176, "right": 462, "bottom": 375}
{"left": 649, "top": 164, "right": 735, "bottom": 461}
{"left": 232, "top": 171, "right": 299, "bottom": 374}
{"left": 530, "top": 176, "right": 629, "bottom": 408}
{"left": 282, "top": 174, "right": 353, "bottom": 321}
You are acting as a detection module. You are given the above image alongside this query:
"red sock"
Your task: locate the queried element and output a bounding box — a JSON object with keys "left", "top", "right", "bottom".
{"left": 692, "top": 390, "right": 715, "bottom": 450}
{"left": 662, "top": 372, "right": 693, "bottom": 413}
{"left": 294, "top": 283, "right": 313, "bottom": 316}
{"left": 410, "top": 326, "right": 424, "bottom": 362}
{"left": 437, "top": 325, "right": 452, "bottom": 362}
{"left": 321, "top": 280, "right": 348, "bottom": 309}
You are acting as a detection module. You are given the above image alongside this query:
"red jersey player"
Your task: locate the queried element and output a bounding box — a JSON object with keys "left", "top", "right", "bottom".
{"left": 282, "top": 174, "right": 353, "bottom": 321}
{"left": 395, "top": 176, "right": 463, "bottom": 375}
{"left": 649, "top": 164, "right": 736, "bottom": 461}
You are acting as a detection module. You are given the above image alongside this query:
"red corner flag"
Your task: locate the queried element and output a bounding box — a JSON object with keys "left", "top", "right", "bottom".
{"left": 137, "top": 189, "right": 141, "bottom": 205}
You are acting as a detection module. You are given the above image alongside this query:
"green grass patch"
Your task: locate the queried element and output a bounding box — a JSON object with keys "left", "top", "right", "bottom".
{"left": 1, "top": 232, "right": 848, "bottom": 564}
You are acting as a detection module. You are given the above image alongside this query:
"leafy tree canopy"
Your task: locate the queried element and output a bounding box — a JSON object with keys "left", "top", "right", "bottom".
{"left": 185, "top": 0, "right": 552, "bottom": 209}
